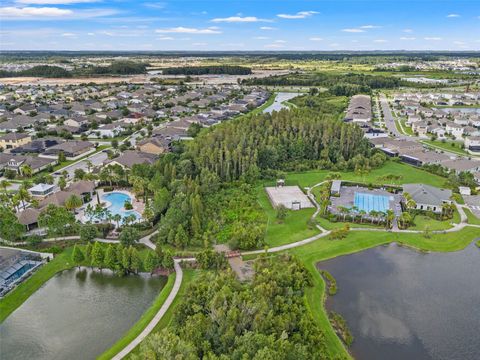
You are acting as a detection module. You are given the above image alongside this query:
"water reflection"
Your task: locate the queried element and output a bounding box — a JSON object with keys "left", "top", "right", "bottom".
{"left": 0, "top": 267, "right": 166, "bottom": 360}
{"left": 317, "top": 242, "right": 480, "bottom": 360}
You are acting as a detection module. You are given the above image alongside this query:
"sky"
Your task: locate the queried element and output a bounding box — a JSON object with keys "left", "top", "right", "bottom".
{"left": 0, "top": 0, "right": 479, "bottom": 51}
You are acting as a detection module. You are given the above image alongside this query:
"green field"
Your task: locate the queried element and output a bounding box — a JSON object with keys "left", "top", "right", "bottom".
{"left": 409, "top": 210, "right": 460, "bottom": 231}
{"left": 316, "top": 216, "right": 383, "bottom": 230}
{"left": 422, "top": 140, "right": 469, "bottom": 156}
{"left": 256, "top": 185, "right": 319, "bottom": 247}
{"left": 284, "top": 161, "right": 447, "bottom": 188}
{"left": 464, "top": 208, "right": 480, "bottom": 225}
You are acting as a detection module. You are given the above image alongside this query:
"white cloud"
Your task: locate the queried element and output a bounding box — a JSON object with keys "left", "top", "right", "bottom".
{"left": 192, "top": 42, "right": 207, "bottom": 46}
{"left": 211, "top": 16, "right": 270, "bottom": 23}
{"left": 274, "top": 39, "right": 286, "bottom": 43}
{"left": 374, "top": 39, "right": 388, "bottom": 43}
{"left": 424, "top": 37, "right": 442, "bottom": 41}
{"left": 0, "top": 6, "right": 117, "bottom": 19}
{"left": 447, "top": 14, "right": 460, "bottom": 18}
{"left": 143, "top": 2, "right": 166, "bottom": 9}
{"left": 403, "top": 28, "right": 413, "bottom": 33}
{"left": 87, "top": 32, "right": 95, "bottom": 36}
{"left": 453, "top": 41, "right": 466, "bottom": 45}
{"left": 277, "top": 11, "right": 318, "bottom": 19}
{"left": 61, "top": 32, "right": 76, "bottom": 37}
{"left": 0, "top": 6, "right": 72, "bottom": 17}
{"left": 155, "top": 26, "right": 221, "bottom": 34}
{"left": 16, "top": 0, "right": 98, "bottom": 3}
{"left": 309, "top": 37, "right": 323, "bottom": 41}
{"left": 253, "top": 36, "right": 269, "bottom": 40}
{"left": 360, "top": 25, "right": 382, "bottom": 29}
{"left": 260, "top": 26, "right": 276, "bottom": 30}
{"left": 264, "top": 43, "right": 284, "bottom": 48}
{"left": 400, "top": 37, "right": 416, "bottom": 40}
{"left": 158, "top": 36, "right": 174, "bottom": 40}
{"left": 342, "top": 28, "right": 365, "bottom": 33}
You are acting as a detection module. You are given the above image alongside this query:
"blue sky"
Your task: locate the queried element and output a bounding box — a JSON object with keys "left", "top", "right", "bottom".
{"left": 0, "top": 0, "right": 479, "bottom": 51}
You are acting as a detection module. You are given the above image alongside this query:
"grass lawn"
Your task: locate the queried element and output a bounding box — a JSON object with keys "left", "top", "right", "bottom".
{"left": 464, "top": 208, "right": 480, "bottom": 225}
{"left": 51, "top": 145, "right": 110, "bottom": 172}
{"left": 421, "top": 140, "right": 469, "bottom": 156}
{"left": 316, "top": 216, "right": 383, "bottom": 230}
{"left": 256, "top": 185, "right": 319, "bottom": 247}
{"left": 409, "top": 210, "right": 460, "bottom": 231}
{"left": 283, "top": 161, "right": 447, "bottom": 189}
{"left": 98, "top": 272, "right": 176, "bottom": 360}
{"left": 287, "top": 226, "right": 479, "bottom": 358}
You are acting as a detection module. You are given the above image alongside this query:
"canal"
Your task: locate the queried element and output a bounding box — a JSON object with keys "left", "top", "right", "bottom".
{"left": 263, "top": 92, "right": 299, "bottom": 114}
{"left": 0, "top": 268, "right": 166, "bottom": 360}
{"left": 317, "top": 242, "right": 480, "bottom": 360}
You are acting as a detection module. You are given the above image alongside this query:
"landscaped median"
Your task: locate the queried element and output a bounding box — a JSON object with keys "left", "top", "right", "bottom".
{"left": 97, "top": 272, "right": 176, "bottom": 360}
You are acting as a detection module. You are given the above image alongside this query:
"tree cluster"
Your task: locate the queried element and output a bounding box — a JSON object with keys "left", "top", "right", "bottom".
{"left": 133, "top": 255, "right": 329, "bottom": 360}
{"left": 162, "top": 65, "right": 252, "bottom": 75}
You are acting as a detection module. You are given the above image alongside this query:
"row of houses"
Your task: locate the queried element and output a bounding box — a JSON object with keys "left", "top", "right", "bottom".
{"left": 370, "top": 137, "right": 480, "bottom": 183}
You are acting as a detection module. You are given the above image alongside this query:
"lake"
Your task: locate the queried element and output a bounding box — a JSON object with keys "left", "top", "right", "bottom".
{"left": 0, "top": 268, "right": 166, "bottom": 360}
{"left": 263, "top": 92, "right": 299, "bottom": 114}
{"left": 317, "top": 242, "right": 480, "bottom": 360}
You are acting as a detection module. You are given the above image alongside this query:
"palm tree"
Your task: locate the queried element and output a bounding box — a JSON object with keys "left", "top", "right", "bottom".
{"left": 113, "top": 214, "right": 122, "bottom": 228}
{"left": 1, "top": 179, "right": 11, "bottom": 198}
{"left": 386, "top": 210, "right": 395, "bottom": 228}
{"left": 337, "top": 206, "right": 350, "bottom": 222}
{"left": 358, "top": 210, "right": 367, "bottom": 223}
{"left": 20, "top": 164, "right": 33, "bottom": 178}
{"left": 65, "top": 194, "right": 83, "bottom": 213}
{"left": 16, "top": 187, "right": 30, "bottom": 210}
{"left": 85, "top": 160, "right": 93, "bottom": 173}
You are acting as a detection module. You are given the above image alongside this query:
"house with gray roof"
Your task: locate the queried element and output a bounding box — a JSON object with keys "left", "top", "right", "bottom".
{"left": 403, "top": 184, "right": 452, "bottom": 214}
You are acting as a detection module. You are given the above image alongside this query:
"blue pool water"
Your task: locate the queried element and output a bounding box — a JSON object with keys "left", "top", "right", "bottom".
{"left": 354, "top": 192, "right": 390, "bottom": 213}
{"left": 102, "top": 192, "right": 142, "bottom": 222}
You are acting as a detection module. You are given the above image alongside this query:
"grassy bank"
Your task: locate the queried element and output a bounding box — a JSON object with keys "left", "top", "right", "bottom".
{"left": 98, "top": 272, "right": 176, "bottom": 360}
{"left": 464, "top": 208, "right": 480, "bottom": 225}
{"left": 126, "top": 268, "right": 199, "bottom": 358}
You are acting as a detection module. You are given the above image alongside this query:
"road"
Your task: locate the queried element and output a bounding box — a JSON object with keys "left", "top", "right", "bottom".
{"left": 53, "top": 150, "right": 109, "bottom": 180}
{"left": 379, "top": 94, "right": 409, "bottom": 139}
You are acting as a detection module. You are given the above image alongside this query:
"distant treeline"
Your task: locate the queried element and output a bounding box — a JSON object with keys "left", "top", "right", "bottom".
{"left": 162, "top": 65, "right": 252, "bottom": 75}
{"left": 0, "top": 61, "right": 147, "bottom": 78}
{"left": 242, "top": 72, "right": 401, "bottom": 96}
{"left": 0, "top": 65, "right": 72, "bottom": 78}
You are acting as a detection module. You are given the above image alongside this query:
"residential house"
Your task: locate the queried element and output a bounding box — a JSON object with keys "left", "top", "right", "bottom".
{"left": 28, "top": 183, "right": 56, "bottom": 198}
{"left": 106, "top": 150, "right": 157, "bottom": 169}
{"left": 465, "top": 136, "right": 480, "bottom": 153}
{"left": 43, "top": 140, "right": 95, "bottom": 159}
{"left": 0, "top": 133, "right": 31, "bottom": 150}
{"left": 137, "top": 136, "right": 171, "bottom": 155}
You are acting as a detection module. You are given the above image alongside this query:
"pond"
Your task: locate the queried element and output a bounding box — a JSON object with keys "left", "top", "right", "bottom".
{"left": 0, "top": 268, "right": 166, "bottom": 360}
{"left": 317, "top": 242, "right": 480, "bottom": 360}
{"left": 263, "top": 92, "right": 299, "bottom": 114}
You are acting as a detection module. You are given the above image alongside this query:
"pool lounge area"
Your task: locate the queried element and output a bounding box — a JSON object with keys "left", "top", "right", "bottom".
{"left": 79, "top": 189, "right": 144, "bottom": 225}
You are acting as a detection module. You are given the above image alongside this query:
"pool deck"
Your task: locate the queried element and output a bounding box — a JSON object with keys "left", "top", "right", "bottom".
{"left": 77, "top": 188, "right": 145, "bottom": 225}
{"left": 329, "top": 185, "right": 403, "bottom": 217}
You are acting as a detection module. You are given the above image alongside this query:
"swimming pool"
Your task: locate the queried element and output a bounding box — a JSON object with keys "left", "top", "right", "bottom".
{"left": 102, "top": 192, "right": 142, "bottom": 222}
{"left": 354, "top": 192, "right": 390, "bottom": 213}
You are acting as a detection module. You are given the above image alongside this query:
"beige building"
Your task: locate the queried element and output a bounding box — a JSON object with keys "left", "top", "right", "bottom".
{"left": 137, "top": 137, "right": 170, "bottom": 155}
{"left": 0, "top": 133, "right": 31, "bottom": 150}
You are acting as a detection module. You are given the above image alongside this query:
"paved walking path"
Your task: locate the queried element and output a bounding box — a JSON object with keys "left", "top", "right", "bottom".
{"left": 112, "top": 259, "right": 183, "bottom": 360}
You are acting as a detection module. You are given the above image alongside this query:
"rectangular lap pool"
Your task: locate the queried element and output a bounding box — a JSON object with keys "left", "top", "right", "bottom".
{"left": 354, "top": 192, "right": 390, "bottom": 213}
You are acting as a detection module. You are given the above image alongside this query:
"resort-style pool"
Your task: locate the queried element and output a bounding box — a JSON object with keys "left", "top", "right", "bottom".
{"left": 102, "top": 192, "right": 142, "bottom": 222}
{"left": 354, "top": 192, "right": 390, "bottom": 213}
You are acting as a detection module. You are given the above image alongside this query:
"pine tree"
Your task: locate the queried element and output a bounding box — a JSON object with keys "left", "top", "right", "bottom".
{"left": 104, "top": 244, "right": 116, "bottom": 270}
{"left": 122, "top": 246, "right": 132, "bottom": 273}
{"left": 174, "top": 224, "right": 188, "bottom": 249}
{"left": 144, "top": 251, "right": 158, "bottom": 275}
{"left": 130, "top": 247, "right": 142, "bottom": 274}
{"left": 84, "top": 242, "right": 93, "bottom": 264}
{"left": 91, "top": 242, "right": 104, "bottom": 271}
{"left": 72, "top": 244, "right": 85, "bottom": 268}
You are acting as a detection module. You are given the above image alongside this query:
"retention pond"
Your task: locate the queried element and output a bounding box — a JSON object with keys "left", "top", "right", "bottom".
{"left": 0, "top": 267, "right": 166, "bottom": 360}
{"left": 317, "top": 242, "right": 480, "bottom": 360}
